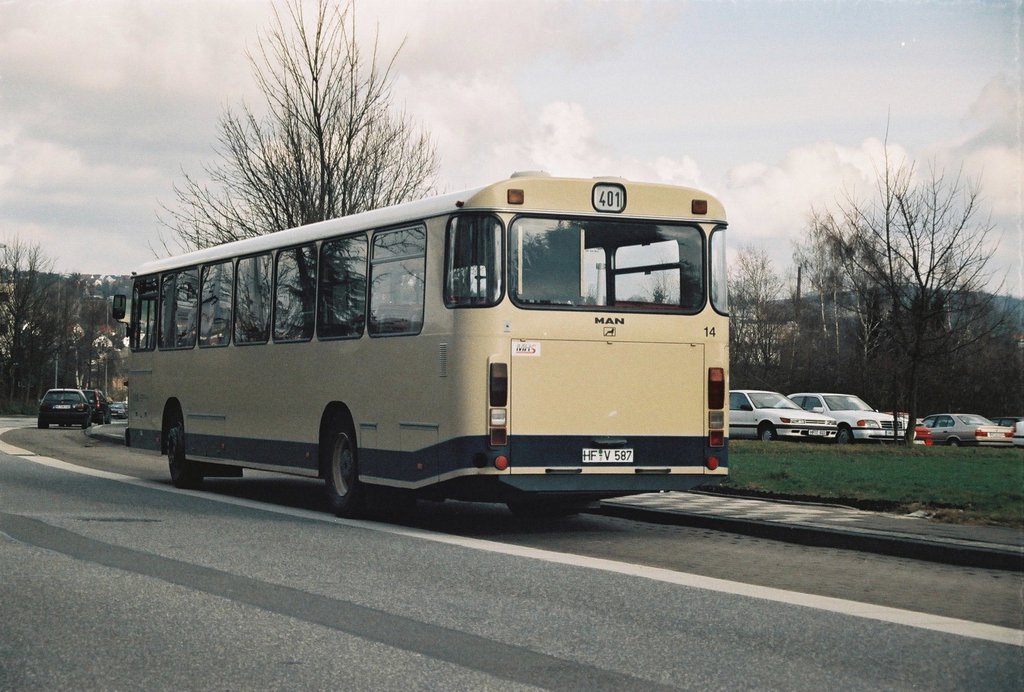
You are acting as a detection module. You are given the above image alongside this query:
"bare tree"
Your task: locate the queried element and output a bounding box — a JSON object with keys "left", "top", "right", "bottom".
{"left": 813, "top": 150, "right": 1002, "bottom": 436}
{"left": 729, "top": 246, "right": 786, "bottom": 387}
{"left": 796, "top": 213, "right": 889, "bottom": 394}
{"left": 161, "top": 0, "right": 439, "bottom": 252}
{"left": 0, "top": 239, "right": 61, "bottom": 406}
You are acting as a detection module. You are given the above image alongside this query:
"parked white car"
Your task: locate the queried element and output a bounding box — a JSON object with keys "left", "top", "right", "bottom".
{"left": 1014, "top": 421, "right": 1024, "bottom": 448}
{"left": 788, "top": 392, "right": 906, "bottom": 444}
{"left": 729, "top": 390, "right": 838, "bottom": 441}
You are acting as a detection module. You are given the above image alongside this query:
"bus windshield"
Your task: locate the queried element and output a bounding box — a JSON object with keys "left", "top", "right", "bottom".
{"left": 509, "top": 217, "right": 704, "bottom": 313}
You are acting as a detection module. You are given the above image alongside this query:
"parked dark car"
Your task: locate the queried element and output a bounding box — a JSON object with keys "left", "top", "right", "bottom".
{"left": 37, "top": 389, "right": 91, "bottom": 429}
{"left": 109, "top": 402, "right": 127, "bottom": 419}
{"left": 84, "top": 389, "right": 112, "bottom": 425}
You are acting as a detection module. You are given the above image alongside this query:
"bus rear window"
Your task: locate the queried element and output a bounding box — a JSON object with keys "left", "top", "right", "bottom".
{"left": 509, "top": 218, "right": 705, "bottom": 313}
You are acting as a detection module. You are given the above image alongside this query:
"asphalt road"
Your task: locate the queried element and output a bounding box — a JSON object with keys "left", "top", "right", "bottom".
{"left": 1, "top": 421, "right": 1022, "bottom": 690}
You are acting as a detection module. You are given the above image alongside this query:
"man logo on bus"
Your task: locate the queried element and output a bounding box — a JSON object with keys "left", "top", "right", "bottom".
{"left": 595, "top": 317, "right": 625, "bottom": 325}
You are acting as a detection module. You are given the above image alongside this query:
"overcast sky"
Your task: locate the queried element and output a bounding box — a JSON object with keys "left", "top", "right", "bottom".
{"left": 1, "top": 0, "right": 1021, "bottom": 296}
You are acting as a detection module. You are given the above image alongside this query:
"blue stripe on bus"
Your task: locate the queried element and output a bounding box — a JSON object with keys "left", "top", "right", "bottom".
{"left": 128, "top": 427, "right": 726, "bottom": 492}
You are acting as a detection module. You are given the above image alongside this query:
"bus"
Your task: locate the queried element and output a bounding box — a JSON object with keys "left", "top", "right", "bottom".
{"left": 116, "top": 173, "right": 729, "bottom": 517}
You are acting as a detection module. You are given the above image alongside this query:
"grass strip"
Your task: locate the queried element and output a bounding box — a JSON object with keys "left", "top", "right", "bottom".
{"left": 723, "top": 440, "right": 1024, "bottom": 526}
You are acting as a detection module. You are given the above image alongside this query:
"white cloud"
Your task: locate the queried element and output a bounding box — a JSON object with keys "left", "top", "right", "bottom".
{"left": 720, "top": 138, "right": 911, "bottom": 244}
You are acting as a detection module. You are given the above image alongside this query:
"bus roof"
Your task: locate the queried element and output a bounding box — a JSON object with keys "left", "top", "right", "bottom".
{"left": 135, "top": 174, "right": 725, "bottom": 276}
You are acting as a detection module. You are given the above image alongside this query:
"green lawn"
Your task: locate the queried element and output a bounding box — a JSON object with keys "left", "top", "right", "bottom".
{"left": 722, "top": 440, "right": 1024, "bottom": 526}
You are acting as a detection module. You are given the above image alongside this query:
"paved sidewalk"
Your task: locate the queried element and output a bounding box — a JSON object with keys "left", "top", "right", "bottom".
{"left": 600, "top": 491, "right": 1024, "bottom": 572}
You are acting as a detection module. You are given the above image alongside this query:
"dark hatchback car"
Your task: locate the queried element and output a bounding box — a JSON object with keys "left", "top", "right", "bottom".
{"left": 84, "top": 389, "right": 112, "bottom": 425}
{"left": 38, "top": 389, "right": 92, "bottom": 429}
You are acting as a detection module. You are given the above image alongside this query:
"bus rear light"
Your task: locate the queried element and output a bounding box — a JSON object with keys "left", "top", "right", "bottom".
{"left": 708, "top": 367, "right": 724, "bottom": 409}
{"left": 709, "top": 430, "right": 725, "bottom": 448}
{"left": 507, "top": 189, "right": 525, "bottom": 205}
{"left": 490, "top": 427, "right": 507, "bottom": 446}
{"left": 489, "top": 363, "right": 508, "bottom": 406}
{"left": 692, "top": 199, "right": 708, "bottom": 215}
{"left": 706, "top": 456, "right": 719, "bottom": 470}
{"left": 490, "top": 408, "right": 506, "bottom": 426}
{"left": 709, "top": 411, "right": 724, "bottom": 428}
{"left": 494, "top": 455, "right": 510, "bottom": 471}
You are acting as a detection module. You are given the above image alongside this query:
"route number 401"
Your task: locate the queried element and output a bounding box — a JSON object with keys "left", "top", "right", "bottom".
{"left": 592, "top": 183, "right": 626, "bottom": 213}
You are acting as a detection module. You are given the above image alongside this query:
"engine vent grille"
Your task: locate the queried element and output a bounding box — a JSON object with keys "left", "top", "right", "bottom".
{"left": 438, "top": 342, "right": 449, "bottom": 378}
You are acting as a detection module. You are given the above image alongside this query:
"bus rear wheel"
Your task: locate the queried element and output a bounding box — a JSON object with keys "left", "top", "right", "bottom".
{"left": 167, "top": 419, "right": 203, "bottom": 489}
{"left": 323, "top": 426, "right": 365, "bottom": 518}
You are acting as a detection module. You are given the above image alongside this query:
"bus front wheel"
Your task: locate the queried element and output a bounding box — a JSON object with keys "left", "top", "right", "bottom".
{"left": 324, "top": 427, "right": 365, "bottom": 518}
{"left": 167, "top": 419, "right": 203, "bottom": 489}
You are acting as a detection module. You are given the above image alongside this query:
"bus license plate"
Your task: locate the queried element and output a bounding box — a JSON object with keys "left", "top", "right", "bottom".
{"left": 582, "top": 448, "right": 634, "bottom": 463}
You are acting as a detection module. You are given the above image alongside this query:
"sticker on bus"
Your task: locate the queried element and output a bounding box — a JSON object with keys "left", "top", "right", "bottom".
{"left": 512, "top": 341, "right": 541, "bottom": 357}
{"left": 582, "top": 448, "right": 634, "bottom": 463}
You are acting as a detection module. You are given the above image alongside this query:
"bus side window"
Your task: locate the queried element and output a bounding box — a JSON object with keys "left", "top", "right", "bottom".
{"left": 274, "top": 244, "right": 317, "bottom": 342}
{"left": 130, "top": 276, "right": 159, "bottom": 351}
{"left": 158, "top": 268, "right": 199, "bottom": 350}
{"left": 234, "top": 253, "right": 272, "bottom": 345}
{"left": 318, "top": 235, "right": 367, "bottom": 339}
{"left": 444, "top": 214, "right": 503, "bottom": 307}
{"left": 199, "top": 260, "right": 233, "bottom": 348}
{"left": 369, "top": 226, "right": 425, "bottom": 336}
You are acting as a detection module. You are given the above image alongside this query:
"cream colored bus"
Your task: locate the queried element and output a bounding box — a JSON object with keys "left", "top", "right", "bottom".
{"left": 117, "top": 173, "right": 729, "bottom": 516}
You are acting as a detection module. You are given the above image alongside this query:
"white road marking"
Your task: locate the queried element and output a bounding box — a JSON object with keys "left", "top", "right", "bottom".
{"left": 2, "top": 430, "right": 1021, "bottom": 648}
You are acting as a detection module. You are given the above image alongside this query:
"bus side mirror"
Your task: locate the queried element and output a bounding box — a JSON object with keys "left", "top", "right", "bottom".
{"left": 112, "top": 294, "right": 127, "bottom": 321}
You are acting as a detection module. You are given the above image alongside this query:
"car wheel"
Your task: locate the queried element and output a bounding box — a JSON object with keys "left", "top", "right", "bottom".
{"left": 758, "top": 423, "right": 777, "bottom": 442}
{"left": 836, "top": 426, "right": 854, "bottom": 445}
{"left": 323, "top": 421, "right": 365, "bottom": 518}
{"left": 167, "top": 419, "right": 203, "bottom": 489}
{"left": 81, "top": 416, "right": 90, "bottom": 429}
{"left": 947, "top": 437, "right": 960, "bottom": 447}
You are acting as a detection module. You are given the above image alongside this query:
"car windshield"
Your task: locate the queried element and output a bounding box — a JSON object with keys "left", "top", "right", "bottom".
{"left": 957, "top": 414, "right": 995, "bottom": 426}
{"left": 749, "top": 392, "right": 801, "bottom": 410}
{"left": 822, "top": 395, "right": 873, "bottom": 412}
